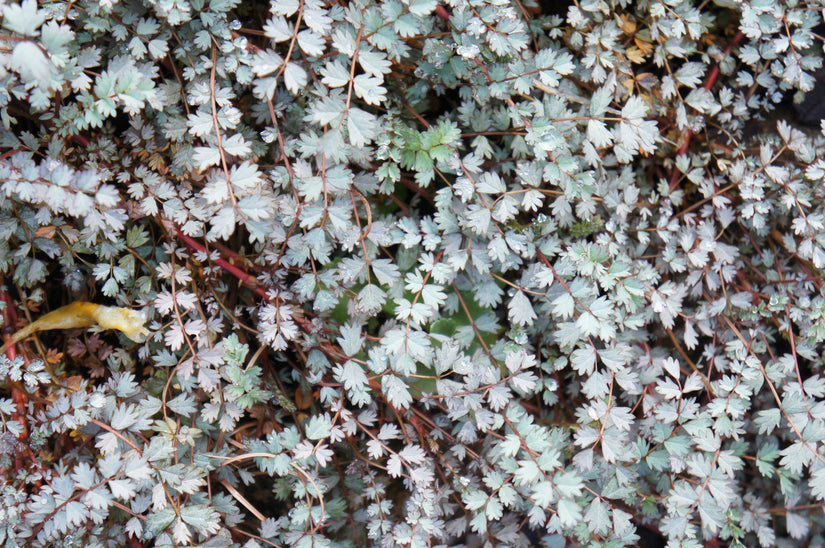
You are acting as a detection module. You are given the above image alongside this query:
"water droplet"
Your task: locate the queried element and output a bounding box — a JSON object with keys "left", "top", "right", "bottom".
{"left": 456, "top": 44, "right": 480, "bottom": 59}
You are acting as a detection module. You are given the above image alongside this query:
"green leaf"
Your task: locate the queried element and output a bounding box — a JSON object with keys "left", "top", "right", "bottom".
{"left": 180, "top": 504, "right": 221, "bottom": 536}
{"left": 284, "top": 62, "right": 308, "bottom": 93}
{"left": 304, "top": 415, "right": 332, "bottom": 440}
{"left": 352, "top": 74, "right": 386, "bottom": 105}
{"left": 312, "top": 95, "right": 347, "bottom": 126}
{"left": 321, "top": 59, "right": 351, "bottom": 88}
{"left": 557, "top": 498, "right": 582, "bottom": 527}
{"left": 585, "top": 497, "right": 610, "bottom": 535}
{"left": 407, "top": 0, "right": 437, "bottom": 17}
{"left": 338, "top": 323, "right": 364, "bottom": 357}
{"left": 146, "top": 508, "right": 176, "bottom": 535}
{"left": 3, "top": 0, "right": 47, "bottom": 36}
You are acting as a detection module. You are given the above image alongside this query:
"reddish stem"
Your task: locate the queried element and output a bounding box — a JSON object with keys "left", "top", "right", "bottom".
{"left": 173, "top": 227, "right": 354, "bottom": 367}
{"left": 0, "top": 282, "right": 28, "bottom": 473}
{"left": 669, "top": 31, "right": 745, "bottom": 190}
{"left": 4, "top": 334, "right": 28, "bottom": 473}
{"left": 174, "top": 228, "right": 269, "bottom": 301}
{"left": 71, "top": 134, "right": 90, "bottom": 147}
{"left": 126, "top": 534, "right": 145, "bottom": 548}
{"left": 435, "top": 5, "right": 450, "bottom": 21}
{"left": 174, "top": 230, "right": 414, "bottom": 402}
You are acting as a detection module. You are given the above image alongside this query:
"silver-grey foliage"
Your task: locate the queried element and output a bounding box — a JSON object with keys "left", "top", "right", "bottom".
{"left": 0, "top": 0, "right": 824, "bottom": 546}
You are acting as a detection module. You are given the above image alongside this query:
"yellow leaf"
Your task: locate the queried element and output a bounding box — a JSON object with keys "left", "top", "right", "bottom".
{"left": 625, "top": 47, "right": 647, "bottom": 64}
{"left": 618, "top": 14, "right": 637, "bottom": 34}
{"left": 634, "top": 37, "right": 654, "bottom": 55}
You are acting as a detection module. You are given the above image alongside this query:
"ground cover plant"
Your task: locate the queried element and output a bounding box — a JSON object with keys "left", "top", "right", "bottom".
{"left": 1, "top": 0, "right": 825, "bottom": 546}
